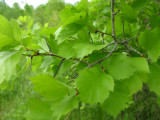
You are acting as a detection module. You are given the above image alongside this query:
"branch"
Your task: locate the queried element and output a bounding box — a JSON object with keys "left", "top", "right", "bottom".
{"left": 120, "top": 36, "right": 138, "bottom": 43}
{"left": 86, "top": 0, "right": 118, "bottom": 68}
{"left": 111, "top": 0, "right": 116, "bottom": 38}
{"left": 22, "top": 53, "right": 89, "bottom": 65}
{"left": 87, "top": 42, "right": 118, "bottom": 68}
{"left": 44, "top": 36, "right": 53, "bottom": 53}
{"left": 122, "top": 16, "right": 125, "bottom": 40}
{"left": 113, "top": 9, "right": 120, "bottom": 15}
{"left": 125, "top": 44, "right": 144, "bottom": 57}
{"left": 54, "top": 58, "right": 65, "bottom": 77}
{"left": 95, "top": 30, "right": 113, "bottom": 37}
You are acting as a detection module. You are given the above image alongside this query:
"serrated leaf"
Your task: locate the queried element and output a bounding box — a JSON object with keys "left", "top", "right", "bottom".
{"left": 59, "top": 29, "right": 106, "bottom": 59}
{"left": 55, "top": 23, "right": 84, "bottom": 44}
{"left": 76, "top": 67, "right": 114, "bottom": 104}
{"left": 0, "top": 15, "right": 20, "bottom": 48}
{"left": 102, "top": 81, "right": 131, "bottom": 117}
{"left": 30, "top": 74, "right": 71, "bottom": 101}
{"left": 0, "top": 50, "right": 22, "bottom": 84}
{"left": 103, "top": 54, "right": 136, "bottom": 80}
{"left": 139, "top": 28, "right": 160, "bottom": 62}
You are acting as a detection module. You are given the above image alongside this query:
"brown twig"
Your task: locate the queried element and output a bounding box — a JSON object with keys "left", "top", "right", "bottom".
{"left": 54, "top": 58, "right": 65, "bottom": 77}
{"left": 22, "top": 53, "right": 89, "bottom": 65}
{"left": 87, "top": 42, "right": 118, "bottom": 68}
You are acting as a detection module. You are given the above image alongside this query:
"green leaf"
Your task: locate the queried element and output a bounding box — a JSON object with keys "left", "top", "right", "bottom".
{"left": 26, "top": 98, "right": 53, "bottom": 120}
{"left": 0, "top": 50, "right": 22, "bottom": 84}
{"left": 123, "top": 73, "right": 143, "bottom": 95}
{"left": 103, "top": 54, "right": 136, "bottom": 80}
{"left": 55, "top": 23, "right": 84, "bottom": 44}
{"left": 55, "top": 11, "right": 87, "bottom": 44}
{"left": 51, "top": 91, "right": 78, "bottom": 119}
{"left": 57, "top": 29, "right": 107, "bottom": 59}
{"left": 30, "top": 74, "right": 71, "bottom": 101}
{"left": 121, "top": 5, "right": 137, "bottom": 22}
{"left": 139, "top": 28, "right": 160, "bottom": 62}
{"left": 0, "top": 15, "right": 20, "bottom": 48}
{"left": 131, "top": 0, "right": 147, "bottom": 10}
{"left": 148, "top": 61, "right": 160, "bottom": 95}
{"left": 76, "top": 67, "right": 114, "bottom": 104}
{"left": 130, "top": 57, "right": 149, "bottom": 73}
{"left": 102, "top": 81, "right": 131, "bottom": 117}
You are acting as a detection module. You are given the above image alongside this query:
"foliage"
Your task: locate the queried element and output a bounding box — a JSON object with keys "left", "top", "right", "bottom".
{"left": 0, "top": 0, "right": 160, "bottom": 120}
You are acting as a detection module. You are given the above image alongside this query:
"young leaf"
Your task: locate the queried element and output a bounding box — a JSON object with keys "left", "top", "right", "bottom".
{"left": 139, "top": 28, "right": 160, "bottom": 62}
{"left": 0, "top": 15, "right": 21, "bottom": 48}
{"left": 102, "top": 54, "right": 136, "bottom": 80}
{"left": 0, "top": 50, "right": 22, "bottom": 84}
{"left": 30, "top": 74, "right": 72, "bottom": 101}
{"left": 51, "top": 91, "right": 78, "bottom": 119}
{"left": 76, "top": 67, "right": 114, "bottom": 104}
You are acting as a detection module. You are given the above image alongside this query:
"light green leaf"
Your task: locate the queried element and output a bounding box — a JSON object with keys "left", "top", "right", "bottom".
{"left": 0, "top": 15, "right": 20, "bottom": 48}
{"left": 55, "top": 23, "right": 84, "bottom": 44}
{"left": 26, "top": 98, "right": 53, "bottom": 120}
{"left": 139, "top": 28, "right": 160, "bottom": 62}
{"left": 30, "top": 74, "right": 71, "bottom": 101}
{"left": 130, "top": 57, "right": 149, "bottom": 73}
{"left": 123, "top": 73, "right": 143, "bottom": 95}
{"left": 103, "top": 54, "right": 136, "bottom": 80}
{"left": 76, "top": 67, "right": 114, "bottom": 104}
{"left": 51, "top": 92, "right": 78, "bottom": 119}
{"left": 0, "top": 50, "right": 22, "bottom": 84}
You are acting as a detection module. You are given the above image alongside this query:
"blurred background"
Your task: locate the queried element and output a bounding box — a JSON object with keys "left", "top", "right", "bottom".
{"left": 0, "top": 0, "right": 160, "bottom": 120}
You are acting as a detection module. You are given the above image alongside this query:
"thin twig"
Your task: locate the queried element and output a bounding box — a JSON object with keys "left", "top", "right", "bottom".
{"left": 87, "top": 42, "right": 118, "bottom": 68}
{"left": 89, "top": 32, "right": 93, "bottom": 43}
{"left": 22, "top": 53, "right": 89, "bottom": 65}
{"left": 65, "top": 112, "right": 71, "bottom": 120}
{"left": 120, "top": 36, "right": 138, "bottom": 43}
{"left": 44, "top": 36, "right": 53, "bottom": 53}
{"left": 122, "top": 16, "right": 126, "bottom": 40}
{"left": 86, "top": 0, "right": 118, "bottom": 68}
{"left": 99, "top": 63, "right": 105, "bottom": 72}
{"left": 54, "top": 58, "right": 65, "bottom": 77}
{"left": 125, "top": 44, "right": 144, "bottom": 57}
{"left": 111, "top": 0, "right": 116, "bottom": 38}
{"left": 113, "top": 9, "right": 120, "bottom": 15}
{"left": 101, "top": 33, "right": 105, "bottom": 44}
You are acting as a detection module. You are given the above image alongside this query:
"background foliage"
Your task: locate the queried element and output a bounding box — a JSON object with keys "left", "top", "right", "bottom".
{"left": 0, "top": 0, "right": 160, "bottom": 120}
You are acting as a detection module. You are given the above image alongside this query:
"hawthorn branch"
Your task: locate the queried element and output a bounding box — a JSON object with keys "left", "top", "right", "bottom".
{"left": 125, "top": 44, "right": 144, "bottom": 57}
{"left": 87, "top": 42, "right": 118, "bottom": 68}
{"left": 120, "top": 36, "right": 138, "bottom": 43}
{"left": 111, "top": 0, "right": 116, "bottom": 38}
{"left": 54, "top": 58, "right": 65, "bottom": 77}
{"left": 86, "top": 0, "right": 118, "bottom": 68}
{"left": 44, "top": 36, "right": 53, "bottom": 53}
{"left": 22, "top": 53, "right": 89, "bottom": 65}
